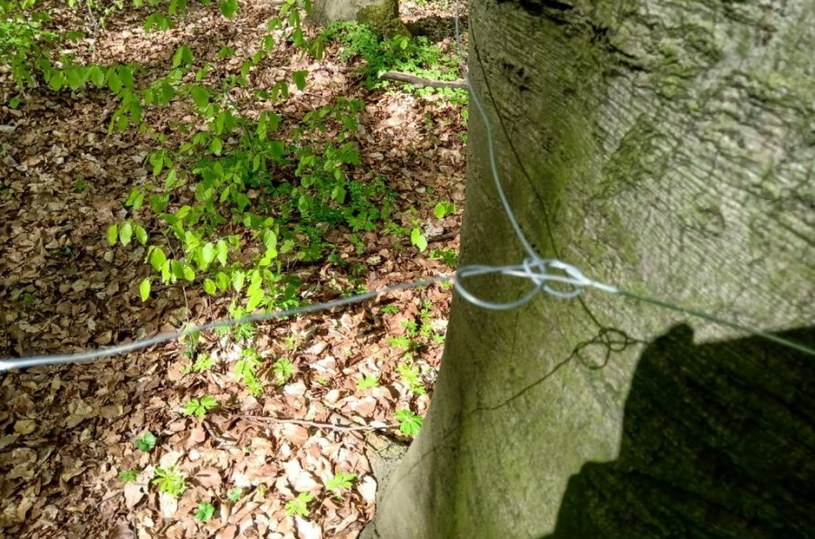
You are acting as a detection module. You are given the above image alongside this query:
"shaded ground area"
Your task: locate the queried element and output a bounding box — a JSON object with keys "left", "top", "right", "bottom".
{"left": 0, "top": 0, "right": 467, "bottom": 536}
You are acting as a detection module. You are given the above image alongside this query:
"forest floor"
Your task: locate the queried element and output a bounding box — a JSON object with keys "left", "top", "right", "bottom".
{"left": 0, "top": 1, "right": 467, "bottom": 537}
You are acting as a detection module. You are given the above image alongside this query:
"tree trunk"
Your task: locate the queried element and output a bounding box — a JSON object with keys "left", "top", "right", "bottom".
{"left": 366, "top": 0, "right": 815, "bottom": 537}
{"left": 310, "top": 0, "right": 408, "bottom": 36}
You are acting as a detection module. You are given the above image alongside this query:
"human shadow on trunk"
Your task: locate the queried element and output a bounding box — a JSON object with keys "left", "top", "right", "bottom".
{"left": 545, "top": 323, "right": 815, "bottom": 539}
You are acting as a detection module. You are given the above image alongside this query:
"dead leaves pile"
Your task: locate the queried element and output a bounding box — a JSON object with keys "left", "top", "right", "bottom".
{"left": 0, "top": 0, "right": 467, "bottom": 536}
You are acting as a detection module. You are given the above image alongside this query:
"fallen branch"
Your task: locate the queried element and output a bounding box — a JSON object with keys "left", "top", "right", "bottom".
{"left": 380, "top": 71, "right": 467, "bottom": 90}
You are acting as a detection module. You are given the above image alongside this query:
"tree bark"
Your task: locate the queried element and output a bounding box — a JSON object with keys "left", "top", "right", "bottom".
{"left": 366, "top": 0, "right": 815, "bottom": 537}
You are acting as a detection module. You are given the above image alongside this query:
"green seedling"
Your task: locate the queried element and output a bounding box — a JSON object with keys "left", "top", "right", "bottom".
{"left": 195, "top": 501, "right": 216, "bottom": 522}
{"left": 227, "top": 487, "right": 243, "bottom": 502}
{"left": 395, "top": 409, "right": 423, "bottom": 437}
{"left": 284, "top": 492, "right": 314, "bottom": 517}
{"left": 153, "top": 466, "right": 187, "bottom": 498}
{"left": 433, "top": 201, "right": 455, "bottom": 219}
{"left": 398, "top": 362, "right": 426, "bottom": 395}
{"left": 119, "top": 469, "right": 138, "bottom": 483}
{"left": 357, "top": 375, "right": 379, "bottom": 390}
{"left": 273, "top": 358, "right": 295, "bottom": 385}
{"left": 182, "top": 396, "right": 219, "bottom": 418}
{"left": 325, "top": 472, "right": 356, "bottom": 498}
{"left": 135, "top": 431, "right": 156, "bottom": 452}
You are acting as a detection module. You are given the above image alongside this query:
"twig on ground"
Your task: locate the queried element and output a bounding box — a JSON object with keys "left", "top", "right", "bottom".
{"left": 380, "top": 71, "right": 467, "bottom": 89}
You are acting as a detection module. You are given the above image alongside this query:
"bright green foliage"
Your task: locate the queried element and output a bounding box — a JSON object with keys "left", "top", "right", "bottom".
{"left": 186, "top": 354, "right": 215, "bottom": 373}
{"left": 227, "top": 487, "right": 243, "bottom": 502}
{"left": 153, "top": 466, "right": 187, "bottom": 498}
{"left": 135, "top": 431, "right": 157, "bottom": 452}
{"left": 321, "top": 21, "right": 463, "bottom": 96}
{"left": 195, "top": 501, "right": 216, "bottom": 522}
{"left": 395, "top": 409, "right": 422, "bottom": 437}
{"left": 234, "top": 348, "right": 264, "bottom": 396}
{"left": 398, "top": 362, "right": 426, "bottom": 395}
{"left": 430, "top": 247, "right": 457, "bottom": 268}
{"left": 433, "top": 201, "right": 455, "bottom": 219}
{"left": 410, "top": 227, "right": 428, "bottom": 252}
{"left": 273, "top": 358, "right": 295, "bottom": 385}
{"left": 284, "top": 492, "right": 314, "bottom": 517}
{"left": 325, "top": 471, "right": 356, "bottom": 498}
{"left": 357, "top": 374, "right": 379, "bottom": 389}
{"left": 182, "top": 396, "right": 219, "bottom": 418}
{"left": 119, "top": 469, "right": 139, "bottom": 483}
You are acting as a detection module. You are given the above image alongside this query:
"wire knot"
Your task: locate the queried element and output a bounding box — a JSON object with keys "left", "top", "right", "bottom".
{"left": 454, "top": 257, "right": 617, "bottom": 311}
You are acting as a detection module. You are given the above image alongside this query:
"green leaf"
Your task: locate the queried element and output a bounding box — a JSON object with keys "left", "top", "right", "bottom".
{"left": 48, "top": 71, "right": 65, "bottom": 92}
{"left": 135, "top": 226, "right": 148, "bottom": 245}
{"left": 65, "top": 66, "right": 87, "bottom": 91}
{"left": 216, "top": 271, "right": 230, "bottom": 291}
{"left": 135, "top": 431, "right": 156, "bottom": 452}
{"left": 182, "top": 265, "right": 195, "bottom": 282}
{"left": 107, "top": 68, "right": 122, "bottom": 93}
{"left": 200, "top": 242, "right": 217, "bottom": 269}
{"left": 232, "top": 271, "right": 245, "bottom": 293}
{"left": 106, "top": 224, "right": 118, "bottom": 246}
{"left": 203, "top": 279, "right": 216, "bottom": 295}
{"left": 246, "top": 286, "right": 264, "bottom": 311}
{"left": 189, "top": 85, "right": 211, "bottom": 109}
{"left": 182, "top": 399, "right": 201, "bottom": 417}
{"left": 125, "top": 188, "right": 144, "bottom": 209}
{"left": 195, "top": 502, "right": 216, "bottom": 522}
{"left": 139, "top": 278, "right": 151, "bottom": 301}
{"left": 119, "top": 469, "right": 139, "bottom": 483}
{"left": 120, "top": 221, "right": 133, "bottom": 246}
{"left": 172, "top": 45, "right": 193, "bottom": 68}
{"left": 209, "top": 137, "right": 223, "bottom": 155}
{"left": 200, "top": 395, "right": 218, "bottom": 409}
{"left": 165, "top": 168, "right": 178, "bottom": 189}
{"left": 292, "top": 70, "right": 308, "bottom": 90}
{"left": 148, "top": 247, "right": 167, "bottom": 271}
{"left": 410, "top": 228, "right": 428, "bottom": 252}
{"left": 219, "top": 0, "right": 237, "bottom": 18}
{"left": 216, "top": 240, "right": 228, "bottom": 266}
{"left": 88, "top": 65, "right": 106, "bottom": 88}
{"left": 433, "top": 201, "right": 455, "bottom": 219}
{"left": 395, "top": 409, "right": 423, "bottom": 436}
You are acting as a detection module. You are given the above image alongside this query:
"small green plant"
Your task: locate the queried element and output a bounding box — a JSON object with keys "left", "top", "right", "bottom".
{"left": 398, "top": 362, "right": 426, "bottom": 395}
{"left": 273, "top": 358, "right": 295, "bottom": 385}
{"left": 73, "top": 178, "right": 88, "bottom": 193}
{"left": 195, "top": 501, "right": 216, "bottom": 522}
{"left": 284, "top": 492, "right": 314, "bottom": 517}
{"left": 395, "top": 409, "right": 423, "bottom": 437}
{"left": 410, "top": 227, "right": 428, "bottom": 252}
{"left": 227, "top": 487, "right": 243, "bottom": 502}
{"left": 186, "top": 354, "right": 216, "bottom": 373}
{"left": 322, "top": 22, "right": 463, "bottom": 94}
{"left": 119, "top": 469, "right": 139, "bottom": 483}
{"left": 388, "top": 335, "right": 412, "bottom": 350}
{"left": 153, "top": 466, "right": 187, "bottom": 498}
{"left": 325, "top": 472, "right": 356, "bottom": 498}
{"left": 234, "top": 348, "right": 264, "bottom": 396}
{"left": 433, "top": 201, "right": 455, "bottom": 219}
{"left": 182, "top": 396, "right": 219, "bottom": 418}
{"left": 380, "top": 304, "right": 399, "bottom": 315}
{"left": 430, "top": 248, "right": 457, "bottom": 268}
{"left": 135, "top": 431, "right": 157, "bottom": 452}
{"left": 357, "top": 374, "right": 379, "bottom": 390}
